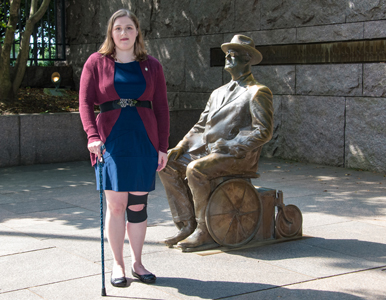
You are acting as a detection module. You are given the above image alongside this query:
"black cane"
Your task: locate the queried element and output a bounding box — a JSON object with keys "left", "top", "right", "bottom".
{"left": 98, "top": 146, "right": 107, "bottom": 296}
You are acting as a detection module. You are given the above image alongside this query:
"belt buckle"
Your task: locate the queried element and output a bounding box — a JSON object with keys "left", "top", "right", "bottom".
{"left": 119, "top": 99, "right": 137, "bottom": 108}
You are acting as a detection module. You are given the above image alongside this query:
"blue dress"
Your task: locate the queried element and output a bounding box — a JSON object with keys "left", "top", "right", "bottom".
{"left": 95, "top": 61, "right": 158, "bottom": 192}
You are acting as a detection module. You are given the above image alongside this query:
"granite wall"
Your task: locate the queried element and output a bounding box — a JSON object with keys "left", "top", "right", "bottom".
{"left": 66, "top": 0, "right": 386, "bottom": 173}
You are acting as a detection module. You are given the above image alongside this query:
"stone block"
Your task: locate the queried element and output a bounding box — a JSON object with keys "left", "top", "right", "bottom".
{"left": 251, "top": 28, "right": 297, "bottom": 46}
{"left": 145, "top": 0, "right": 191, "bottom": 38}
{"left": 179, "top": 92, "right": 210, "bottom": 110}
{"left": 67, "top": 44, "right": 99, "bottom": 90}
{"left": 169, "top": 109, "right": 203, "bottom": 148}
{"left": 19, "top": 113, "right": 89, "bottom": 165}
{"left": 345, "top": 97, "right": 386, "bottom": 173}
{"left": 363, "top": 63, "right": 386, "bottom": 97}
{"left": 146, "top": 37, "right": 186, "bottom": 92}
{"left": 297, "top": 23, "right": 363, "bottom": 43}
{"left": 235, "top": 0, "right": 261, "bottom": 31}
{"left": 364, "top": 20, "right": 386, "bottom": 39}
{"left": 261, "top": 0, "right": 346, "bottom": 30}
{"left": 261, "top": 95, "right": 282, "bottom": 158}
{"left": 65, "top": 0, "right": 102, "bottom": 45}
{"left": 296, "top": 64, "right": 362, "bottom": 96}
{"left": 167, "top": 92, "right": 179, "bottom": 111}
{"left": 189, "top": 0, "right": 234, "bottom": 35}
{"left": 253, "top": 65, "right": 295, "bottom": 95}
{"left": 0, "top": 115, "right": 20, "bottom": 168}
{"left": 346, "top": 0, "right": 386, "bottom": 22}
{"left": 281, "top": 96, "right": 345, "bottom": 166}
{"left": 185, "top": 35, "right": 224, "bottom": 92}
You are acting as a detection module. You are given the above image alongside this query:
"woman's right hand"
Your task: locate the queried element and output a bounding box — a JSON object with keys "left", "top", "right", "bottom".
{"left": 87, "top": 141, "right": 105, "bottom": 162}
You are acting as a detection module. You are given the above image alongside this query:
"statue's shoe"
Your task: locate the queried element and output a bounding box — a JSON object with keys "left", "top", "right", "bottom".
{"left": 164, "top": 219, "right": 196, "bottom": 246}
{"left": 177, "top": 223, "right": 218, "bottom": 250}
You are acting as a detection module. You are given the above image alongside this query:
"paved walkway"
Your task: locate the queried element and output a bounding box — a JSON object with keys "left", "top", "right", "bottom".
{"left": 0, "top": 158, "right": 385, "bottom": 300}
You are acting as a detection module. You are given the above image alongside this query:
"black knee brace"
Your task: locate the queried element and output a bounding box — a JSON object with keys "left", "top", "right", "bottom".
{"left": 126, "top": 193, "right": 148, "bottom": 223}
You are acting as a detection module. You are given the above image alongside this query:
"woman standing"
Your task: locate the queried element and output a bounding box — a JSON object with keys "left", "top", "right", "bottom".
{"left": 79, "top": 9, "right": 169, "bottom": 287}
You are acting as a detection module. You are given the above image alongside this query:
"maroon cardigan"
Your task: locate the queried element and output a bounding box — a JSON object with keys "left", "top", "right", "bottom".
{"left": 79, "top": 53, "right": 170, "bottom": 166}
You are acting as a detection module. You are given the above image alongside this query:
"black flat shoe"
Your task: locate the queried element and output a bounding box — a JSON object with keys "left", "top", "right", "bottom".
{"left": 131, "top": 269, "right": 156, "bottom": 284}
{"left": 110, "top": 273, "right": 127, "bottom": 287}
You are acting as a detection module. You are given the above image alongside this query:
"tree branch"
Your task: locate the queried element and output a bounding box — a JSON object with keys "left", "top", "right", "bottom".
{"left": 13, "top": 0, "right": 51, "bottom": 94}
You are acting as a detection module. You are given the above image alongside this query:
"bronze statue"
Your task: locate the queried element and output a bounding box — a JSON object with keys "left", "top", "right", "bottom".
{"left": 159, "top": 35, "right": 274, "bottom": 251}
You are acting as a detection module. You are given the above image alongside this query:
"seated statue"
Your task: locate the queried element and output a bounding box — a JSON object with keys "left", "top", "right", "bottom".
{"left": 159, "top": 35, "right": 274, "bottom": 251}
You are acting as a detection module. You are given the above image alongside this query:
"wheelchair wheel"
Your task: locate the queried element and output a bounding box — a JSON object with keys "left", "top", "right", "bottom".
{"left": 275, "top": 204, "right": 302, "bottom": 238}
{"left": 205, "top": 179, "right": 262, "bottom": 247}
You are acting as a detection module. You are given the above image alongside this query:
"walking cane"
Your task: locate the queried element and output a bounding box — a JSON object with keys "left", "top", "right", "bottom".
{"left": 98, "top": 145, "right": 107, "bottom": 296}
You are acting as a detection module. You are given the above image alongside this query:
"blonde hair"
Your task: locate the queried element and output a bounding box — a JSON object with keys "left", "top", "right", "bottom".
{"left": 98, "top": 9, "right": 147, "bottom": 61}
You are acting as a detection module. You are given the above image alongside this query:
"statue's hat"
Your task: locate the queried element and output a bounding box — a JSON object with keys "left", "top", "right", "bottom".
{"left": 221, "top": 35, "right": 262, "bottom": 65}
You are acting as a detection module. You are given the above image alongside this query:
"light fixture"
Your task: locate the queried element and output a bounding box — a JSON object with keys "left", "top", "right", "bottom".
{"left": 51, "top": 72, "right": 61, "bottom": 91}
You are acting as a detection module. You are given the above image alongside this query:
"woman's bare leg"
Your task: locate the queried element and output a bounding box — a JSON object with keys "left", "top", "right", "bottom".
{"left": 105, "top": 190, "right": 128, "bottom": 278}
{"left": 126, "top": 191, "right": 152, "bottom": 275}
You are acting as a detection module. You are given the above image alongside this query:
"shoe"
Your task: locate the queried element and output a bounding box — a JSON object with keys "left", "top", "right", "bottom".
{"left": 131, "top": 268, "right": 156, "bottom": 284}
{"left": 164, "top": 219, "right": 196, "bottom": 246}
{"left": 177, "top": 222, "right": 217, "bottom": 249}
{"left": 110, "top": 273, "right": 127, "bottom": 287}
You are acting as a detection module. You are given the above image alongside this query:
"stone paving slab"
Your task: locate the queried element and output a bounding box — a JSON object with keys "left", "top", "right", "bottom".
{"left": 130, "top": 249, "right": 313, "bottom": 300}
{"left": 0, "top": 290, "right": 44, "bottom": 300}
{"left": 0, "top": 224, "right": 54, "bottom": 257}
{"left": 225, "top": 267, "right": 386, "bottom": 300}
{"left": 303, "top": 221, "right": 386, "bottom": 263}
{"left": 228, "top": 239, "right": 381, "bottom": 278}
{"left": 0, "top": 247, "right": 101, "bottom": 293}
{"left": 29, "top": 275, "right": 183, "bottom": 300}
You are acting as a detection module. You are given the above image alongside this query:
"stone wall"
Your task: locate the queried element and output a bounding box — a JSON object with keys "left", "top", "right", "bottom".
{"left": 66, "top": 0, "right": 386, "bottom": 173}
{"left": 0, "top": 113, "right": 89, "bottom": 168}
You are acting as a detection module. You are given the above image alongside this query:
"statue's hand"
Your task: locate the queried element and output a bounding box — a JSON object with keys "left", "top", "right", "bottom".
{"left": 228, "top": 145, "right": 247, "bottom": 159}
{"left": 211, "top": 138, "right": 229, "bottom": 154}
{"left": 167, "top": 146, "right": 185, "bottom": 161}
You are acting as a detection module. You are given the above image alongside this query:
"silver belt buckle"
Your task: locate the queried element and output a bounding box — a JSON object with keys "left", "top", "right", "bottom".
{"left": 119, "top": 99, "right": 137, "bottom": 107}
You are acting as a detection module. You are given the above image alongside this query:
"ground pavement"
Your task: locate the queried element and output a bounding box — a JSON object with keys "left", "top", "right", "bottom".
{"left": 0, "top": 157, "right": 385, "bottom": 300}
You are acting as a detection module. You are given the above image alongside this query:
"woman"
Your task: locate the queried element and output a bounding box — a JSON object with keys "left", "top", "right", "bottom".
{"left": 79, "top": 9, "right": 169, "bottom": 287}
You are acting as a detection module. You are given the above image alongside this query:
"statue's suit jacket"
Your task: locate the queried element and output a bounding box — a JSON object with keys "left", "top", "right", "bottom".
{"left": 177, "top": 73, "right": 273, "bottom": 172}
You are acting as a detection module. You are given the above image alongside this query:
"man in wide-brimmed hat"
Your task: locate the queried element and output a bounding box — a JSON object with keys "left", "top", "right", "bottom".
{"left": 159, "top": 35, "right": 274, "bottom": 251}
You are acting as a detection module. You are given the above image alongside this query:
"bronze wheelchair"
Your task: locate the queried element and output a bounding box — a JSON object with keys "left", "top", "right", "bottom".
{"left": 204, "top": 172, "right": 303, "bottom": 248}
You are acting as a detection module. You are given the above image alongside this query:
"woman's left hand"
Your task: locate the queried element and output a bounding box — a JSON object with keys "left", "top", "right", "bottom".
{"left": 157, "top": 151, "right": 168, "bottom": 171}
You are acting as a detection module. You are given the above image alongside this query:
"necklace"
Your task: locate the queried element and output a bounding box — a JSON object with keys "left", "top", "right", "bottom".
{"left": 114, "top": 56, "right": 124, "bottom": 63}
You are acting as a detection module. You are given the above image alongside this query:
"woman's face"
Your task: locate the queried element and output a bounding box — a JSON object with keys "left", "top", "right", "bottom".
{"left": 112, "top": 16, "right": 138, "bottom": 53}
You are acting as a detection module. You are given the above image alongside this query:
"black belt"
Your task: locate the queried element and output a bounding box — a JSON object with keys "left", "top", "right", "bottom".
{"left": 99, "top": 99, "right": 152, "bottom": 113}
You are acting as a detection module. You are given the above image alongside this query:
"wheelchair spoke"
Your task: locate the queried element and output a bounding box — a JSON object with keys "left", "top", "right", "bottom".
{"left": 239, "top": 184, "right": 247, "bottom": 208}
{"left": 221, "top": 215, "right": 236, "bottom": 244}
{"left": 236, "top": 215, "right": 248, "bottom": 239}
{"left": 239, "top": 209, "right": 259, "bottom": 216}
{"left": 209, "top": 211, "right": 236, "bottom": 217}
{"left": 221, "top": 186, "right": 237, "bottom": 210}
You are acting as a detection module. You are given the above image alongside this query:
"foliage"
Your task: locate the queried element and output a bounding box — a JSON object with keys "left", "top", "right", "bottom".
{"left": 0, "top": 0, "right": 52, "bottom": 104}
{"left": 1, "top": 0, "right": 58, "bottom": 62}
{"left": 0, "top": 87, "right": 81, "bottom": 115}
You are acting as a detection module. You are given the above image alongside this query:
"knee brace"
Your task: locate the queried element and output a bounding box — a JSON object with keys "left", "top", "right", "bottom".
{"left": 126, "top": 193, "right": 148, "bottom": 223}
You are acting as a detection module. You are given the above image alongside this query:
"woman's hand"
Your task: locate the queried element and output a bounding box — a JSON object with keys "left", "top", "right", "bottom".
{"left": 87, "top": 141, "right": 105, "bottom": 162}
{"left": 157, "top": 151, "right": 168, "bottom": 171}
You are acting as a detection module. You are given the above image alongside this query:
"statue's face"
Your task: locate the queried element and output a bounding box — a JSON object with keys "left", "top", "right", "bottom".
{"left": 224, "top": 48, "right": 249, "bottom": 74}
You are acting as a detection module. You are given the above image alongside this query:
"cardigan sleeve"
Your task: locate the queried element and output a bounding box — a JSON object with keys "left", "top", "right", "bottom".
{"left": 79, "top": 54, "right": 101, "bottom": 144}
{"left": 152, "top": 61, "right": 170, "bottom": 153}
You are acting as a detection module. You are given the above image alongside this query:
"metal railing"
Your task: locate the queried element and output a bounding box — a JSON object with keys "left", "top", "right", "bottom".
{"left": 1, "top": 0, "right": 66, "bottom": 65}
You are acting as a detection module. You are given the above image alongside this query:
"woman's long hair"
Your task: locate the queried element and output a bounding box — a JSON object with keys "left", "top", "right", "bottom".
{"left": 98, "top": 9, "right": 147, "bottom": 61}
